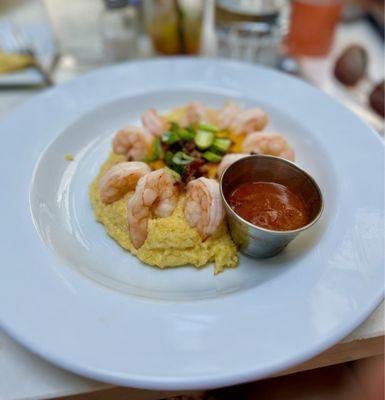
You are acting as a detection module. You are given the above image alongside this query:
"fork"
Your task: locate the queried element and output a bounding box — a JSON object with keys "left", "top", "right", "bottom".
{"left": 0, "top": 26, "right": 54, "bottom": 86}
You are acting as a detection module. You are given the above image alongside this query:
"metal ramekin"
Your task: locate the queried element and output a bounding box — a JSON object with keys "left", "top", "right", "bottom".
{"left": 220, "top": 155, "right": 324, "bottom": 258}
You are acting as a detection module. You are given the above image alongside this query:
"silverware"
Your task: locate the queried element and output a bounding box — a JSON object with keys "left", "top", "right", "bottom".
{"left": 0, "top": 26, "right": 53, "bottom": 86}
{"left": 220, "top": 155, "right": 323, "bottom": 258}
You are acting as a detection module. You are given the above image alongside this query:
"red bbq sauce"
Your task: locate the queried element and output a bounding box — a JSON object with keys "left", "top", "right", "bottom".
{"left": 228, "top": 182, "right": 309, "bottom": 231}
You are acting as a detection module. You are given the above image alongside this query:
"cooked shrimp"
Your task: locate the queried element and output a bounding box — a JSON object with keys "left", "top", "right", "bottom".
{"left": 127, "top": 168, "right": 179, "bottom": 248}
{"left": 217, "top": 153, "right": 250, "bottom": 177}
{"left": 216, "top": 102, "right": 268, "bottom": 134}
{"left": 179, "top": 101, "right": 209, "bottom": 126}
{"left": 141, "top": 108, "right": 168, "bottom": 137}
{"left": 184, "top": 177, "right": 225, "bottom": 241}
{"left": 243, "top": 132, "right": 295, "bottom": 161}
{"left": 230, "top": 108, "right": 268, "bottom": 135}
{"left": 216, "top": 100, "right": 241, "bottom": 129}
{"left": 98, "top": 161, "right": 151, "bottom": 204}
{"left": 112, "top": 126, "right": 152, "bottom": 161}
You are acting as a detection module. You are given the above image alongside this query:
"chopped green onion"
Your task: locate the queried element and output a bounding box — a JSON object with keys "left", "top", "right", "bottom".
{"left": 168, "top": 162, "right": 184, "bottom": 176}
{"left": 199, "top": 123, "right": 220, "bottom": 133}
{"left": 162, "top": 131, "right": 180, "bottom": 145}
{"left": 164, "top": 166, "right": 181, "bottom": 180}
{"left": 202, "top": 151, "right": 222, "bottom": 163}
{"left": 165, "top": 150, "right": 174, "bottom": 166}
{"left": 165, "top": 151, "right": 192, "bottom": 175}
{"left": 211, "top": 137, "right": 232, "bottom": 153}
{"left": 155, "top": 137, "right": 162, "bottom": 155}
{"left": 195, "top": 130, "right": 214, "bottom": 150}
{"left": 143, "top": 138, "right": 162, "bottom": 162}
{"left": 168, "top": 121, "right": 180, "bottom": 131}
{"left": 172, "top": 151, "right": 194, "bottom": 166}
{"left": 174, "top": 164, "right": 185, "bottom": 175}
{"left": 178, "top": 127, "right": 195, "bottom": 141}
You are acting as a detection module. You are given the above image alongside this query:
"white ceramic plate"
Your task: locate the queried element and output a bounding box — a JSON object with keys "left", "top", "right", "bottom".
{"left": 0, "top": 59, "right": 383, "bottom": 390}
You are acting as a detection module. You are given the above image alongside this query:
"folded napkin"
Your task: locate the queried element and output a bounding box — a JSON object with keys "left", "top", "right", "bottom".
{"left": 0, "top": 52, "right": 34, "bottom": 74}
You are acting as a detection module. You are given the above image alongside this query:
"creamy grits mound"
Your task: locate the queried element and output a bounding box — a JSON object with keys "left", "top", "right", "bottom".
{"left": 89, "top": 152, "right": 238, "bottom": 274}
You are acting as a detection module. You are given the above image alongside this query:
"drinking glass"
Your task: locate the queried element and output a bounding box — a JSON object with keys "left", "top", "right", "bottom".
{"left": 284, "top": 0, "right": 343, "bottom": 57}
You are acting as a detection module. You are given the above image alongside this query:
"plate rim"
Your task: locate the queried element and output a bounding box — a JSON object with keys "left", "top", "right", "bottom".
{"left": 0, "top": 57, "right": 383, "bottom": 390}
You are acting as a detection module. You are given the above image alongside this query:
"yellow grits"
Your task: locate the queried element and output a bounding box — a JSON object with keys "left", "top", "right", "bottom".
{"left": 89, "top": 152, "right": 238, "bottom": 274}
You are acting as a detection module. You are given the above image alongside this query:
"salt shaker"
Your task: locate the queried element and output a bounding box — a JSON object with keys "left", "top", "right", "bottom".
{"left": 100, "top": 0, "right": 140, "bottom": 62}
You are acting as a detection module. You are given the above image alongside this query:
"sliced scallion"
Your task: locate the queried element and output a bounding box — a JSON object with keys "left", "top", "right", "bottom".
{"left": 165, "top": 150, "right": 174, "bottom": 166}
{"left": 202, "top": 151, "right": 222, "bottom": 163}
{"left": 211, "top": 137, "right": 232, "bottom": 153}
{"left": 178, "top": 127, "right": 195, "bottom": 141}
{"left": 164, "top": 166, "right": 181, "bottom": 180}
{"left": 199, "top": 123, "right": 220, "bottom": 133}
{"left": 162, "top": 131, "right": 180, "bottom": 145}
{"left": 194, "top": 130, "right": 214, "bottom": 150}
{"left": 172, "top": 151, "right": 195, "bottom": 166}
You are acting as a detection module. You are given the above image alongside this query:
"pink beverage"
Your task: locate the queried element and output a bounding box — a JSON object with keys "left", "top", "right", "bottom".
{"left": 285, "top": 0, "right": 343, "bottom": 57}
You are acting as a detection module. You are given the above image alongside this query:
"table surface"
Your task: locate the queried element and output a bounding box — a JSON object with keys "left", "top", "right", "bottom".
{"left": 0, "top": 1, "right": 383, "bottom": 400}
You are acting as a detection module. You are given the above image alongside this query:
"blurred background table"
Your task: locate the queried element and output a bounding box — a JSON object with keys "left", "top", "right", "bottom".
{"left": 0, "top": 1, "right": 383, "bottom": 399}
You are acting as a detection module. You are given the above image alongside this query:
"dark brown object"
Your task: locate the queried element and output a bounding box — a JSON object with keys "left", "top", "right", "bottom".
{"left": 334, "top": 45, "right": 368, "bottom": 86}
{"left": 369, "top": 81, "right": 384, "bottom": 118}
{"left": 182, "top": 140, "right": 202, "bottom": 159}
{"left": 183, "top": 140, "right": 196, "bottom": 153}
{"left": 182, "top": 158, "right": 207, "bottom": 183}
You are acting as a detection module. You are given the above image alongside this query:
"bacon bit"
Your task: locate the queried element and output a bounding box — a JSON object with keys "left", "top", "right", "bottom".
{"left": 182, "top": 158, "right": 207, "bottom": 183}
{"left": 198, "top": 165, "right": 209, "bottom": 177}
{"left": 184, "top": 140, "right": 196, "bottom": 152}
{"left": 182, "top": 140, "right": 202, "bottom": 159}
{"left": 174, "top": 180, "right": 186, "bottom": 191}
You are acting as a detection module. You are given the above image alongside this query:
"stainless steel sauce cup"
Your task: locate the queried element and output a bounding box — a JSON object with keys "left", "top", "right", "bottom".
{"left": 220, "top": 155, "right": 323, "bottom": 258}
